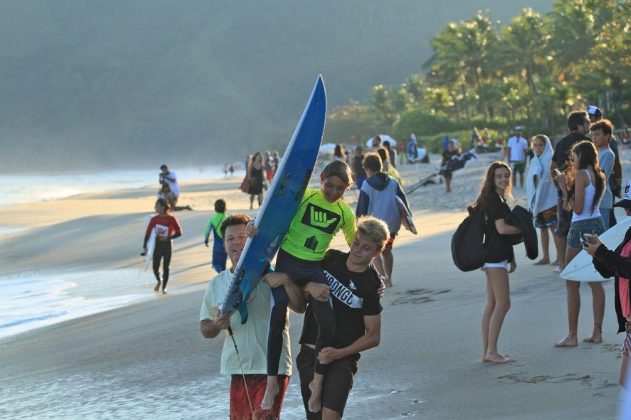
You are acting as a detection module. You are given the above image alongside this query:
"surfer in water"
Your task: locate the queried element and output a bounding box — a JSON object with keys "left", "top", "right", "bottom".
{"left": 142, "top": 198, "right": 182, "bottom": 294}
{"left": 247, "top": 160, "right": 357, "bottom": 412}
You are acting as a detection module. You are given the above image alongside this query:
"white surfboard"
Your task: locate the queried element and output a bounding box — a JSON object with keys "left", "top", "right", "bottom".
{"left": 143, "top": 229, "right": 156, "bottom": 272}
{"left": 560, "top": 217, "right": 631, "bottom": 282}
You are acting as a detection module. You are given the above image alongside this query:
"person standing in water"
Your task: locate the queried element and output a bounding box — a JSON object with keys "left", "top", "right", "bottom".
{"left": 143, "top": 198, "right": 182, "bottom": 294}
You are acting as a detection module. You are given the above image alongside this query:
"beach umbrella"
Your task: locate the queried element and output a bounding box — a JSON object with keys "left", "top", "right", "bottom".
{"left": 318, "top": 143, "right": 336, "bottom": 154}
{"left": 366, "top": 135, "right": 397, "bottom": 148}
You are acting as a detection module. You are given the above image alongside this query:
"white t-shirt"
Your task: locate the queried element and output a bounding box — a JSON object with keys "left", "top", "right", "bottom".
{"left": 161, "top": 171, "right": 180, "bottom": 195}
{"left": 199, "top": 270, "right": 292, "bottom": 376}
{"left": 507, "top": 136, "right": 528, "bottom": 162}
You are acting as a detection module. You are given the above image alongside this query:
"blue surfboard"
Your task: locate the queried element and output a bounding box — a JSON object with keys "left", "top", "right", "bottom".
{"left": 220, "top": 76, "right": 326, "bottom": 323}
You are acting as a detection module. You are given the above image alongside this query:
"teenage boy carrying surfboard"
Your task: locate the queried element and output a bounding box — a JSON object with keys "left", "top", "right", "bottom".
{"left": 247, "top": 160, "right": 356, "bottom": 413}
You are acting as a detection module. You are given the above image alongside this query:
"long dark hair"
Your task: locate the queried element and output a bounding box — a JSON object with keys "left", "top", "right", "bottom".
{"left": 566, "top": 140, "right": 605, "bottom": 213}
{"left": 473, "top": 161, "right": 512, "bottom": 209}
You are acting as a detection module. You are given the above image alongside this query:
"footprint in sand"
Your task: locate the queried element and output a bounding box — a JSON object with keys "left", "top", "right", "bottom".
{"left": 390, "top": 288, "right": 450, "bottom": 305}
{"left": 498, "top": 372, "right": 592, "bottom": 385}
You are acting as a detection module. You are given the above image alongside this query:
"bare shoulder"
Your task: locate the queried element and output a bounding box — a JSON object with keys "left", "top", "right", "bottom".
{"left": 574, "top": 170, "right": 588, "bottom": 182}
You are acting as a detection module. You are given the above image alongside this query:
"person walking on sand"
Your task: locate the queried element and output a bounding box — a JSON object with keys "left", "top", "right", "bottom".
{"left": 507, "top": 126, "right": 528, "bottom": 188}
{"left": 350, "top": 146, "right": 367, "bottom": 190}
{"left": 356, "top": 152, "right": 411, "bottom": 287}
{"left": 247, "top": 152, "right": 265, "bottom": 210}
{"left": 586, "top": 180, "right": 631, "bottom": 388}
{"left": 142, "top": 198, "right": 182, "bottom": 294}
{"left": 591, "top": 119, "right": 615, "bottom": 230}
{"left": 246, "top": 161, "right": 357, "bottom": 412}
{"left": 550, "top": 111, "right": 592, "bottom": 272}
{"left": 554, "top": 140, "right": 606, "bottom": 347}
{"left": 204, "top": 199, "right": 228, "bottom": 273}
{"left": 473, "top": 161, "right": 522, "bottom": 363}
{"left": 526, "top": 135, "right": 559, "bottom": 266}
{"left": 297, "top": 216, "right": 387, "bottom": 419}
{"left": 441, "top": 140, "right": 461, "bottom": 193}
{"left": 199, "top": 214, "right": 306, "bottom": 419}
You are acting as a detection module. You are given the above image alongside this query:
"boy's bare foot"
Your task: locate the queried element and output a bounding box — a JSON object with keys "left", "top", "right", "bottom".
{"left": 483, "top": 352, "right": 513, "bottom": 363}
{"left": 555, "top": 336, "right": 578, "bottom": 347}
{"left": 308, "top": 374, "right": 324, "bottom": 413}
{"left": 551, "top": 259, "right": 560, "bottom": 266}
{"left": 534, "top": 258, "right": 550, "bottom": 265}
{"left": 260, "top": 376, "right": 279, "bottom": 410}
{"left": 154, "top": 282, "right": 161, "bottom": 292}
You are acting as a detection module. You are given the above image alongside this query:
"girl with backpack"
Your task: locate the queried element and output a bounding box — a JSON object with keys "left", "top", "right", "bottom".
{"left": 473, "top": 161, "right": 522, "bottom": 363}
{"left": 554, "top": 140, "right": 606, "bottom": 347}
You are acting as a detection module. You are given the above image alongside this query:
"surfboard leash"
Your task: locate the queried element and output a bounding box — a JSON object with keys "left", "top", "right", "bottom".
{"left": 227, "top": 326, "right": 255, "bottom": 416}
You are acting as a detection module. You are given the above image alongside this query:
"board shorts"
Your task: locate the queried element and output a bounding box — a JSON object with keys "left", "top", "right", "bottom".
{"left": 230, "top": 374, "right": 290, "bottom": 420}
{"left": 276, "top": 248, "right": 327, "bottom": 287}
{"left": 535, "top": 206, "right": 558, "bottom": 229}
{"left": 482, "top": 260, "right": 509, "bottom": 271}
{"left": 511, "top": 161, "right": 526, "bottom": 174}
{"left": 384, "top": 233, "right": 397, "bottom": 251}
{"left": 624, "top": 322, "right": 631, "bottom": 356}
{"left": 567, "top": 216, "right": 605, "bottom": 249}
{"left": 297, "top": 345, "right": 357, "bottom": 419}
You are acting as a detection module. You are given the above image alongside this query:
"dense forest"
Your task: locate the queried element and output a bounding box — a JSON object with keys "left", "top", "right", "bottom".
{"left": 0, "top": 0, "right": 552, "bottom": 171}
{"left": 327, "top": 0, "right": 630, "bottom": 149}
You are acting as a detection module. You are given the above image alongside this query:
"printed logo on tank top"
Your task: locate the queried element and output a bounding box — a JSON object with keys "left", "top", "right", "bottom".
{"left": 155, "top": 224, "right": 169, "bottom": 239}
{"left": 323, "top": 270, "right": 363, "bottom": 309}
{"left": 301, "top": 203, "right": 340, "bottom": 234}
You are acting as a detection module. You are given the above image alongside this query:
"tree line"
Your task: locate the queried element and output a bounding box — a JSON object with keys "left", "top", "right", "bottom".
{"left": 327, "top": 0, "right": 631, "bottom": 146}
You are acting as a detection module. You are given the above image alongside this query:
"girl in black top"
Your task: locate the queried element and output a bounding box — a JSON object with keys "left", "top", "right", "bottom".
{"left": 247, "top": 151, "right": 265, "bottom": 210}
{"left": 472, "top": 161, "right": 522, "bottom": 363}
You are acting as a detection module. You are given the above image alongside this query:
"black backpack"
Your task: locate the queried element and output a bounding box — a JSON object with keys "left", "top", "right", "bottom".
{"left": 451, "top": 204, "right": 488, "bottom": 271}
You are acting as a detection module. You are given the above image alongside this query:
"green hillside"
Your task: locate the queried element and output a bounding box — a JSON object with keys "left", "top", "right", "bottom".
{"left": 0, "top": 0, "right": 552, "bottom": 171}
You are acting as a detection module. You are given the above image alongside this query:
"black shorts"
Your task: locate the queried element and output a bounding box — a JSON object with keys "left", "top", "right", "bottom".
{"left": 276, "top": 249, "right": 327, "bottom": 286}
{"left": 554, "top": 197, "right": 571, "bottom": 238}
{"left": 297, "top": 345, "right": 357, "bottom": 418}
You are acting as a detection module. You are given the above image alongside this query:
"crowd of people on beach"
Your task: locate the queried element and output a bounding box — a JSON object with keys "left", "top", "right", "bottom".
{"left": 140, "top": 105, "right": 631, "bottom": 418}
{"left": 467, "top": 106, "right": 631, "bottom": 387}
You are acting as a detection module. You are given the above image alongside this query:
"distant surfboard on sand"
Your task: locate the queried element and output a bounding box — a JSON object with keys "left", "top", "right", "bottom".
{"left": 220, "top": 76, "right": 326, "bottom": 323}
{"left": 560, "top": 217, "right": 631, "bottom": 282}
{"left": 397, "top": 196, "right": 417, "bottom": 234}
{"left": 143, "top": 229, "right": 156, "bottom": 272}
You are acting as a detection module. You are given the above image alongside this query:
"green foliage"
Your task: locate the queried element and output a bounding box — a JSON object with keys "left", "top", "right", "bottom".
{"left": 391, "top": 109, "right": 454, "bottom": 139}
{"left": 335, "top": 0, "right": 631, "bottom": 140}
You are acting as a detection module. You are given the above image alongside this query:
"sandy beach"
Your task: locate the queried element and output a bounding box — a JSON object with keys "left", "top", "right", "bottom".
{"left": 0, "top": 152, "right": 627, "bottom": 418}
